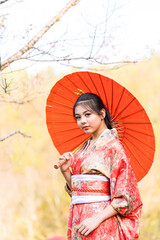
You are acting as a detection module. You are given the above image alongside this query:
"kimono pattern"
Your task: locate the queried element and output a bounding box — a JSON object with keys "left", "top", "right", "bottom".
{"left": 67, "top": 128, "right": 143, "bottom": 240}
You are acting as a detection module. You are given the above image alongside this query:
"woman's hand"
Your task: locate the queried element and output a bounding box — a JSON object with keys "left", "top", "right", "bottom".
{"left": 59, "top": 152, "right": 73, "bottom": 173}
{"left": 75, "top": 215, "right": 102, "bottom": 237}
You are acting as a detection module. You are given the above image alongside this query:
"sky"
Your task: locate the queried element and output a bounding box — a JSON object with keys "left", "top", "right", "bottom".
{"left": 124, "top": 0, "right": 160, "bottom": 55}
{"left": 1, "top": 0, "right": 160, "bottom": 74}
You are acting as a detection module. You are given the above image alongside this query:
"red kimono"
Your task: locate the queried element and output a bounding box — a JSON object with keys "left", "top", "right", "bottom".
{"left": 66, "top": 128, "right": 142, "bottom": 240}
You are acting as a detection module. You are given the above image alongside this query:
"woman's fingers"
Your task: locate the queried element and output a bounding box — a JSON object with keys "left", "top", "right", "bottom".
{"left": 77, "top": 224, "right": 85, "bottom": 232}
{"left": 81, "top": 227, "right": 89, "bottom": 235}
{"left": 68, "top": 152, "right": 74, "bottom": 158}
{"left": 59, "top": 156, "right": 66, "bottom": 161}
{"left": 58, "top": 152, "right": 73, "bottom": 170}
{"left": 63, "top": 152, "right": 73, "bottom": 160}
{"left": 59, "top": 152, "right": 73, "bottom": 161}
{"left": 76, "top": 223, "right": 90, "bottom": 236}
{"left": 84, "top": 229, "right": 91, "bottom": 236}
{"left": 75, "top": 216, "right": 101, "bottom": 236}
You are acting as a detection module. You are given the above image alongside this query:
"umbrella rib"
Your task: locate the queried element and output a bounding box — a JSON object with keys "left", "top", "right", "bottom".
{"left": 123, "top": 135, "right": 153, "bottom": 162}
{"left": 72, "top": 136, "right": 91, "bottom": 153}
{"left": 56, "top": 133, "right": 87, "bottom": 147}
{"left": 113, "top": 97, "right": 136, "bottom": 119}
{"left": 47, "top": 100, "right": 73, "bottom": 109}
{"left": 124, "top": 126, "right": 155, "bottom": 138}
{"left": 113, "top": 108, "right": 144, "bottom": 121}
{"left": 98, "top": 74, "right": 109, "bottom": 109}
{"left": 112, "top": 87, "right": 125, "bottom": 117}
{"left": 87, "top": 72, "right": 100, "bottom": 95}
{"left": 50, "top": 90, "right": 74, "bottom": 103}
{"left": 122, "top": 139, "right": 148, "bottom": 175}
{"left": 77, "top": 72, "right": 92, "bottom": 92}
{"left": 48, "top": 127, "right": 79, "bottom": 134}
{"left": 121, "top": 121, "right": 151, "bottom": 124}
{"left": 48, "top": 121, "right": 74, "bottom": 123}
{"left": 66, "top": 75, "right": 81, "bottom": 90}
{"left": 111, "top": 80, "right": 113, "bottom": 114}
{"left": 46, "top": 110, "right": 73, "bottom": 116}
{"left": 116, "top": 129, "right": 125, "bottom": 140}
{"left": 125, "top": 131, "right": 155, "bottom": 150}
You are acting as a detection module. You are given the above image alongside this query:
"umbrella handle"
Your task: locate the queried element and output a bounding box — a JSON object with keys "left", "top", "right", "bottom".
{"left": 54, "top": 159, "right": 66, "bottom": 169}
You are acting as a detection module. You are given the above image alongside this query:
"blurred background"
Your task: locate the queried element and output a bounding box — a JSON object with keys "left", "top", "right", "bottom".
{"left": 0, "top": 0, "right": 160, "bottom": 239}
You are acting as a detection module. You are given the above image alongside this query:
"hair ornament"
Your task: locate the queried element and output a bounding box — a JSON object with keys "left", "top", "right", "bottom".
{"left": 74, "top": 88, "right": 85, "bottom": 96}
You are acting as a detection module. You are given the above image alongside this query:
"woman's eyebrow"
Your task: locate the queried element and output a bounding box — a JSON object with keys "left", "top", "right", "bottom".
{"left": 75, "top": 110, "right": 91, "bottom": 116}
{"left": 83, "top": 110, "right": 91, "bottom": 113}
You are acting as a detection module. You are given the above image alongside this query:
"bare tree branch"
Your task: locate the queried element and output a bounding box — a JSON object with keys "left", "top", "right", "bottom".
{"left": 0, "top": 0, "right": 9, "bottom": 4}
{"left": 0, "top": 0, "right": 80, "bottom": 71}
{"left": 0, "top": 74, "right": 14, "bottom": 94}
{"left": 0, "top": 93, "right": 47, "bottom": 104}
{"left": 0, "top": 130, "right": 31, "bottom": 141}
{"left": 17, "top": 56, "right": 137, "bottom": 65}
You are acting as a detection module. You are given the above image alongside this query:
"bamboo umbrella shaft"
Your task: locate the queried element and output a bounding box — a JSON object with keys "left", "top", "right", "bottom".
{"left": 54, "top": 161, "right": 65, "bottom": 169}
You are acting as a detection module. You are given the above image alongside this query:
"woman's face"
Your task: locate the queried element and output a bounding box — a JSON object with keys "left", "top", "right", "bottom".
{"left": 74, "top": 104, "right": 106, "bottom": 136}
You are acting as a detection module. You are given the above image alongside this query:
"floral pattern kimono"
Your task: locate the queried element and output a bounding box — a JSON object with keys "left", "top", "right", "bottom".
{"left": 66, "top": 128, "right": 142, "bottom": 240}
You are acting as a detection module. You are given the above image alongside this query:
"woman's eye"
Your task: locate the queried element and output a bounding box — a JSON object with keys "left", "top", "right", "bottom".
{"left": 85, "top": 113, "right": 91, "bottom": 117}
{"left": 75, "top": 116, "right": 80, "bottom": 120}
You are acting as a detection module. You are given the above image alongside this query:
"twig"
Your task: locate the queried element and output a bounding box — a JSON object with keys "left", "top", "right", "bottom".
{"left": 0, "top": 130, "right": 31, "bottom": 141}
{"left": 0, "top": 93, "right": 47, "bottom": 104}
{"left": 17, "top": 57, "right": 137, "bottom": 66}
{"left": 0, "top": 0, "right": 9, "bottom": 4}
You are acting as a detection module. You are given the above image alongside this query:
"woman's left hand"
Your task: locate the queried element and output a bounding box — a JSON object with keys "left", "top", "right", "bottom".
{"left": 75, "top": 215, "right": 102, "bottom": 236}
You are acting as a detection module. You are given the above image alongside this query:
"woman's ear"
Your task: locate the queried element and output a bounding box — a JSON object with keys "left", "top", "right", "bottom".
{"left": 100, "top": 108, "right": 106, "bottom": 119}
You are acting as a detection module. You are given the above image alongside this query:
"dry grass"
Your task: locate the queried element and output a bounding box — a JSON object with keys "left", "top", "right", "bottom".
{"left": 0, "top": 166, "right": 70, "bottom": 240}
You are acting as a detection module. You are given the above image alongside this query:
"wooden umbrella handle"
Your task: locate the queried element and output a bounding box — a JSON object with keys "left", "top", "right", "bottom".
{"left": 54, "top": 159, "right": 67, "bottom": 169}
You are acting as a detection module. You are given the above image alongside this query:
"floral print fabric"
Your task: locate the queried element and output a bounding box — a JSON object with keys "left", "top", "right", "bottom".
{"left": 67, "top": 128, "right": 142, "bottom": 239}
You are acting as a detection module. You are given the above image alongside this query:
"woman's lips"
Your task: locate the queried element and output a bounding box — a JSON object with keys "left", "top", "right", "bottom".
{"left": 83, "top": 126, "right": 89, "bottom": 130}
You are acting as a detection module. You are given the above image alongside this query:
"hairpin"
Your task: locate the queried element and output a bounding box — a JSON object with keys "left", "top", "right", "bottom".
{"left": 74, "top": 88, "right": 85, "bottom": 96}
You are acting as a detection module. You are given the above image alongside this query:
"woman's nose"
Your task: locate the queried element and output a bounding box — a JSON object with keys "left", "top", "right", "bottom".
{"left": 81, "top": 116, "right": 87, "bottom": 124}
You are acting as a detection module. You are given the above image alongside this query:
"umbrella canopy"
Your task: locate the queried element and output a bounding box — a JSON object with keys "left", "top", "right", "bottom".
{"left": 46, "top": 71, "right": 155, "bottom": 181}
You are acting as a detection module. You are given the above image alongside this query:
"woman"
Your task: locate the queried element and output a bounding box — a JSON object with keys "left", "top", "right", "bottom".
{"left": 59, "top": 93, "right": 142, "bottom": 240}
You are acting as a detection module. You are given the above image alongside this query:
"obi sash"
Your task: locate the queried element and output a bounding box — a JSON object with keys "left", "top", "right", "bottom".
{"left": 71, "top": 174, "right": 111, "bottom": 205}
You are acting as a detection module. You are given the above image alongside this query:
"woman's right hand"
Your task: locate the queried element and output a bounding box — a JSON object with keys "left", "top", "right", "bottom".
{"left": 59, "top": 152, "right": 73, "bottom": 173}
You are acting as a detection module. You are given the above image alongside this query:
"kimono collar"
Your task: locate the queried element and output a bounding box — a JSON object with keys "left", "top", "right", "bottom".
{"left": 90, "top": 128, "right": 119, "bottom": 147}
{"left": 99, "top": 128, "right": 118, "bottom": 140}
{"left": 80, "top": 128, "right": 118, "bottom": 153}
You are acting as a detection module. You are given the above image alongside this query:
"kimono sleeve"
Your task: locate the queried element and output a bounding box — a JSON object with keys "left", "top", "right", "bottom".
{"left": 109, "top": 141, "right": 143, "bottom": 216}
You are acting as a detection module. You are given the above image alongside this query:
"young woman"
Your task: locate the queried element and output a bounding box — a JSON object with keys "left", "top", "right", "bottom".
{"left": 59, "top": 93, "right": 142, "bottom": 240}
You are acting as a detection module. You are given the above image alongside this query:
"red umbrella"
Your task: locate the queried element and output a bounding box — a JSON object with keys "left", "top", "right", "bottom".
{"left": 46, "top": 71, "right": 155, "bottom": 181}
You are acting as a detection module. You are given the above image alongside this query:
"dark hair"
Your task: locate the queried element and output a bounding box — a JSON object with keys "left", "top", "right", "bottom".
{"left": 73, "top": 93, "right": 112, "bottom": 129}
